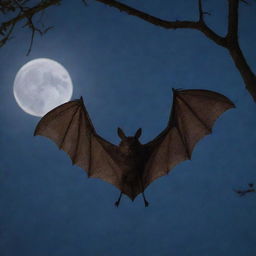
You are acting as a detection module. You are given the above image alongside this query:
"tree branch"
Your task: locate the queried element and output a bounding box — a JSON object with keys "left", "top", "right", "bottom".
{"left": 199, "top": 22, "right": 227, "bottom": 47}
{"left": 94, "top": 0, "right": 256, "bottom": 101}
{"left": 225, "top": 0, "right": 256, "bottom": 100}
{"left": 0, "top": 20, "right": 16, "bottom": 47}
{"left": 234, "top": 183, "right": 255, "bottom": 196}
{"left": 95, "top": 0, "right": 199, "bottom": 29}
{"left": 227, "top": 0, "right": 239, "bottom": 42}
{"left": 228, "top": 43, "right": 256, "bottom": 100}
{"left": 0, "top": 0, "right": 60, "bottom": 48}
{"left": 198, "top": 0, "right": 211, "bottom": 22}
{"left": 95, "top": 0, "right": 226, "bottom": 47}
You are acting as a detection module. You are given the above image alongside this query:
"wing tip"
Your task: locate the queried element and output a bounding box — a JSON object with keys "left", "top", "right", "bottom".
{"left": 174, "top": 88, "right": 236, "bottom": 107}
{"left": 172, "top": 88, "right": 183, "bottom": 95}
{"left": 33, "top": 127, "right": 40, "bottom": 137}
{"left": 230, "top": 102, "right": 236, "bottom": 109}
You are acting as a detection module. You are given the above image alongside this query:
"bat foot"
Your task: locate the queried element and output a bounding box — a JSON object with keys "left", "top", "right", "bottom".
{"left": 144, "top": 200, "right": 149, "bottom": 207}
{"left": 142, "top": 192, "right": 149, "bottom": 207}
{"left": 114, "top": 192, "right": 122, "bottom": 207}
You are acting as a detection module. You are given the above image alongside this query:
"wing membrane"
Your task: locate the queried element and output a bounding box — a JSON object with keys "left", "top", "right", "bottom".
{"left": 34, "top": 98, "right": 123, "bottom": 191}
{"left": 143, "top": 89, "right": 235, "bottom": 188}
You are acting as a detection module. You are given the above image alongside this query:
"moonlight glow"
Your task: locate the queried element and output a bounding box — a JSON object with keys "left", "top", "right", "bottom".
{"left": 13, "top": 58, "right": 73, "bottom": 117}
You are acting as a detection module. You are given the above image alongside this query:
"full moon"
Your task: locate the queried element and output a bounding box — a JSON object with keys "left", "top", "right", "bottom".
{"left": 13, "top": 58, "right": 73, "bottom": 117}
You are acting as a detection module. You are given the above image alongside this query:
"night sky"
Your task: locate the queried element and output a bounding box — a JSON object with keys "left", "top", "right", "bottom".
{"left": 1, "top": 0, "right": 256, "bottom": 255}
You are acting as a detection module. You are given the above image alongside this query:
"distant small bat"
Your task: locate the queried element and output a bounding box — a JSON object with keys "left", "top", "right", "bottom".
{"left": 34, "top": 89, "right": 235, "bottom": 207}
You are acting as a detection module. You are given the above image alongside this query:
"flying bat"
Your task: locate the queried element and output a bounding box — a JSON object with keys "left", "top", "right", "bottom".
{"left": 34, "top": 89, "right": 235, "bottom": 207}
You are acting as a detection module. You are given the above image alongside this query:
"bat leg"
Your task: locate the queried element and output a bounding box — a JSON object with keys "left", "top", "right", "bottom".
{"left": 142, "top": 192, "right": 149, "bottom": 207}
{"left": 114, "top": 192, "right": 123, "bottom": 207}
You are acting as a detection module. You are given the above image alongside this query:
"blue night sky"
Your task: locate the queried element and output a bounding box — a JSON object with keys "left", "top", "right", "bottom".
{"left": 1, "top": 0, "right": 256, "bottom": 255}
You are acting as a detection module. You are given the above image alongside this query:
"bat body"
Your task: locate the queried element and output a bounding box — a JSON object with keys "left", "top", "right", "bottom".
{"left": 34, "top": 89, "right": 235, "bottom": 206}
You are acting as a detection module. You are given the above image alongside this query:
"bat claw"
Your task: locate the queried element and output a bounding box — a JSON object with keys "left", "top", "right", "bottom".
{"left": 142, "top": 192, "right": 149, "bottom": 207}
{"left": 144, "top": 200, "right": 149, "bottom": 207}
{"left": 114, "top": 192, "right": 122, "bottom": 207}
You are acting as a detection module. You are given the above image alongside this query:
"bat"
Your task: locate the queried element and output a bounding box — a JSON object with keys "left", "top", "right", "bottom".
{"left": 34, "top": 88, "right": 235, "bottom": 207}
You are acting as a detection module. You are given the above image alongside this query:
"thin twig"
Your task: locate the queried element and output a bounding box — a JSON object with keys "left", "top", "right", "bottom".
{"left": 234, "top": 183, "right": 255, "bottom": 196}
{"left": 0, "top": 0, "right": 60, "bottom": 52}
{"left": 0, "top": 21, "right": 16, "bottom": 47}
{"left": 198, "top": 0, "right": 211, "bottom": 21}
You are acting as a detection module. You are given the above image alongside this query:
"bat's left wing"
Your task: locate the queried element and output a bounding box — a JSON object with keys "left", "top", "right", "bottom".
{"left": 34, "top": 97, "right": 123, "bottom": 191}
{"left": 142, "top": 89, "right": 235, "bottom": 189}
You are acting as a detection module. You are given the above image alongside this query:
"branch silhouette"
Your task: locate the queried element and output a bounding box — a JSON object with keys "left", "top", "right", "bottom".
{"left": 1, "top": 0, "right": 255, "bottom": 101}
{"left": 234, "top": 183, "right": 255, "bottom": 196}
{"left": 0, "top": 0, "right": 60, "bottom": 55}
{"left": 94, "top": 0, "right": 256, "bottom": 101}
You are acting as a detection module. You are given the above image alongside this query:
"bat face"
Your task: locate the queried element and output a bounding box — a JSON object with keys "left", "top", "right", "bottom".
{"left": 117, "top": 127, "right": 142, "bottom": 155}
{"left": 119, "top": 137, "right": 141, "bottom": 154}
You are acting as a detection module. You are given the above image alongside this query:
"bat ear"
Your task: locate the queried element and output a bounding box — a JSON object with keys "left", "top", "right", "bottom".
{"left": 134, "top": 128, "right": 142, "bottom": 139}
{"left": 117, "top": 127, "right": 126, "bottom": 139}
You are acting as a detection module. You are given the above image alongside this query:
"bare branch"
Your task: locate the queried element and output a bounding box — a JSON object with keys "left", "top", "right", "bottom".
{"left": 227, "top": 0, "right": 239, "bottom": 42}
{"left": 0, "top": 0, "right": 60, "bottom": 50}
{"left": 97, "top": 0, "right": 200, "bottom": 29}
{"left": 0, "top": 22, "right": 16, "bottom": 47}
{"left": 14, "top": 0, "right": 55, "bottom": 55}
{"left": 93, "top": 0, "right": 256, "bottom": 101}
{"left": 199, "top": 22, "right": 227, "bottom": 47}
{"left": 1, "top": 0, "right": 60, "bottom": 32}
{"left": 198, "top": 0, "right": 204, "bottom": 21}
{"left": 198, "top": 0, "right": 211, "bottom": 21}
{"left": 95, "top": 0, "right": 226, "bottom": 47}
{"left": 26, "top": 24, "right": 36, "bottom": 56}
{"left": 25, "top": 16, "right": 54, "bottom": 55}
{"left": 81, "top": 0, "right": 88, "bottom": 6}
{"left": 234, "top": 183, "right": 255, "bottom": 196}
{"left": 240, "top": 0, "right": 249, "bottom": 4}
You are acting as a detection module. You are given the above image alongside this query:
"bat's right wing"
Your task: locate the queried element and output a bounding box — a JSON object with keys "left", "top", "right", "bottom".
{"left": 142, "top": 89, "right": 235, "bottom": 189}
{"left": 34, "top": 97, "right": 123, "bottom": 192}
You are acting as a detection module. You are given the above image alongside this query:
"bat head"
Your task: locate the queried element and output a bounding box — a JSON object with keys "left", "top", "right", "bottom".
{"left": 117, "top": 128, "right": 142, "bottom": 152}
